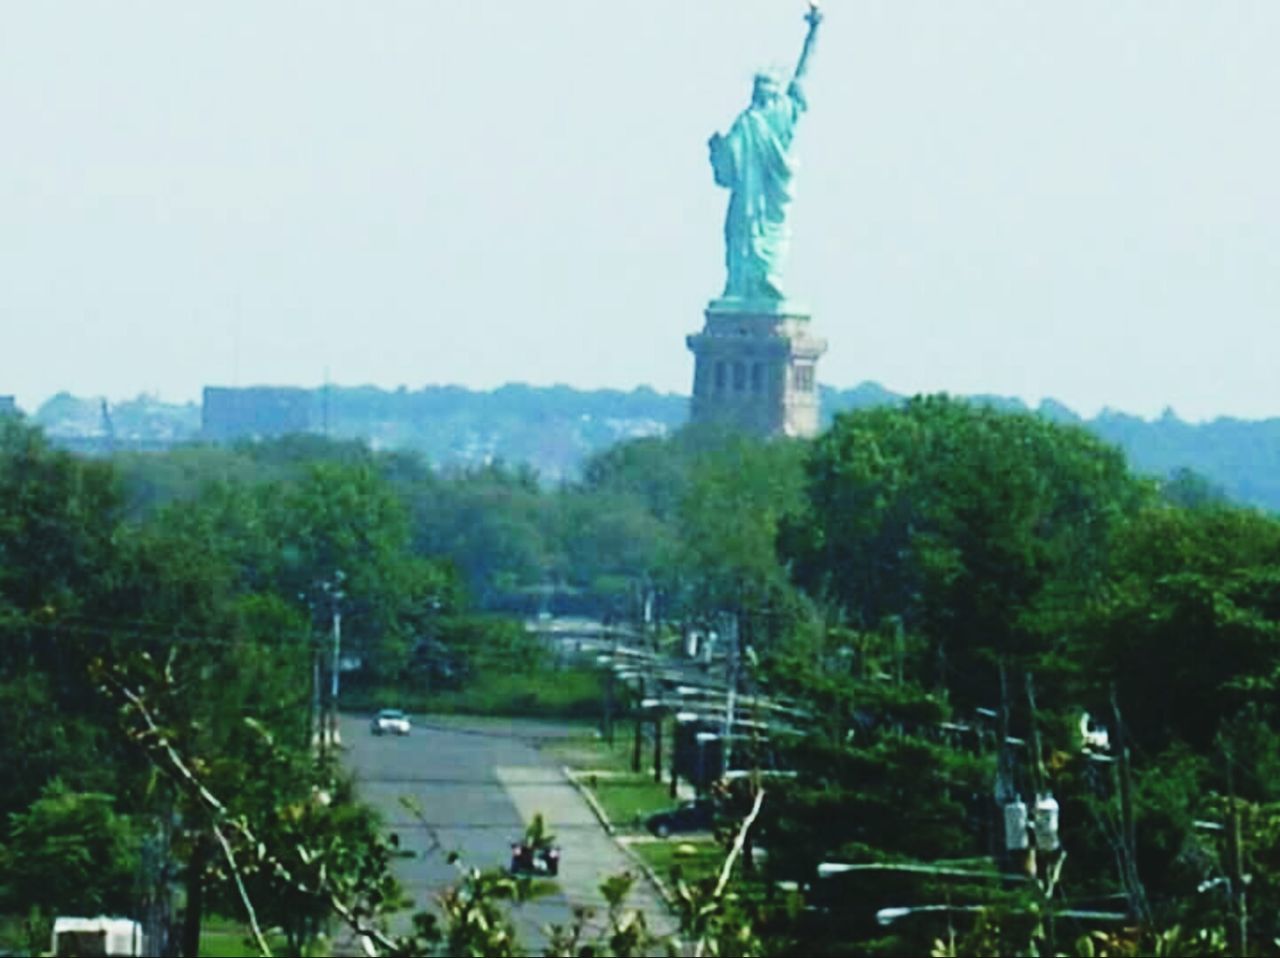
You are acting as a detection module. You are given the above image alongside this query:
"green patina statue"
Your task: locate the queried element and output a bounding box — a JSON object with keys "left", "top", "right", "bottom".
{"left": 709, "top": 2, "right": 823, "bottom": 309}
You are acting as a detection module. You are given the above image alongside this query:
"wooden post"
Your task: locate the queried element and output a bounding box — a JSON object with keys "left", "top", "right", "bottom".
{"left": 632, "top": 714, "right": 644, "bottom": 773}
{"left": 670, "top": 730, "right": 679, "bottom": 798}
{"left": 603, "top": 668, "right": 615, "bottom": 746}
{"left": 1024, "top": 673, "right": 1046, "bottom": 798}
{"left": 653, "top": 714, "right": 664, "bottom": 785}
{"left": 313, "top": 649, "right": 324, "bottom": 760}
{"left": 995, "top": 662, "right": 1015, "bottom": 872}
{"left": 632, "top": 677, "right": 646, "bottom": 772}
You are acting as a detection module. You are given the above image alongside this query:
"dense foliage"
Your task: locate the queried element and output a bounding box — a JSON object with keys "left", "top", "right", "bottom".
{"left": 7, "top": 392, "right": 1280, "bottom": 956}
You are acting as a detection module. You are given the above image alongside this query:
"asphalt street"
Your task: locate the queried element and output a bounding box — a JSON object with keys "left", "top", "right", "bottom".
{"left": 340, "top": 714, "right": 672, "bottom": 950}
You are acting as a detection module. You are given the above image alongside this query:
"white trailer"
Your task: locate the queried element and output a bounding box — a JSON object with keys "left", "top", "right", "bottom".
{"left": 51, "top": 916, "right": 145, "bottom": 957}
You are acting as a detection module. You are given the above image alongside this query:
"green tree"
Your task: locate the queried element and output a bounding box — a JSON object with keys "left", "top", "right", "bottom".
{"left": 2, "top": 780, "right": 139, "bottom": 916}
{"left": 1078, "top": 502, "right": 1280, "bottom": 753}
{"left": 0, "top": 420, "right": 134, "bottom": 820}
{"left": 784, "top": 396, "right": 1144, "bottom": 704}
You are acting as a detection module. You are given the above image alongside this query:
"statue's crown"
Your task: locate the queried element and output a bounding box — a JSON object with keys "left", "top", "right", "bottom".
{"left": 753, "top": 67, "right": 784, "bottom": 86}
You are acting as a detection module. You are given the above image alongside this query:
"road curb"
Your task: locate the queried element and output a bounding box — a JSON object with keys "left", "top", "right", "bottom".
{"left": 562, "top": 766, "right": 616, "bottom": 835}
{"left": 561, "top": 766, "right": 676, "bottom": 909}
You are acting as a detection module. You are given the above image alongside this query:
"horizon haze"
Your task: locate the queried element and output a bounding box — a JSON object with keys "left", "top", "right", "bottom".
{"left": 4, "top": 1, "right": 1278, "bottom": 423}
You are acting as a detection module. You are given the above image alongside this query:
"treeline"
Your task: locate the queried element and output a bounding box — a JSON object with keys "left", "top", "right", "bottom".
{"left": 108, "top": 429, "right": 800, "bottom": 623}
{"left": 26, "top": 382, "right": 1280, "bottom": 509}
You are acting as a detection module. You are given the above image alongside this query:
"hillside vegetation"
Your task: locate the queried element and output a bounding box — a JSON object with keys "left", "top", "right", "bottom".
{"left": 24, "top": 382, "right": 1280, "bottom": 509}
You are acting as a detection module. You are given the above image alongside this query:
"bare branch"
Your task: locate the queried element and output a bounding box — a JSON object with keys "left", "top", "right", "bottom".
{"left": 104, "top": 670, "right": 405, "bottom": 956}
{"left": 715, "top": 787, "right": 765, "bottom": 899}
{"left": 213, "top": 823, "right": 273, "bottom": 957}
{"left": 112, "top": 676, "right": 227, "bottom": 815}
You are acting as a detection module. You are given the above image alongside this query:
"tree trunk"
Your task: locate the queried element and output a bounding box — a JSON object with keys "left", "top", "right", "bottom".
{"left": 180, "top": 833, "right": 210, "bottom": 958}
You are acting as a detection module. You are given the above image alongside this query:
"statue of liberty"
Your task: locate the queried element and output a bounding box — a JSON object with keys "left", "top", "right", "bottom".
{"left": 708, "top": 3, "right": 823, "bottom": 307}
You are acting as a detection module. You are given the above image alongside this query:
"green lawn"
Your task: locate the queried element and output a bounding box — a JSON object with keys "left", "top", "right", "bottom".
{"left": 631, "top": 838, "right": 724, "bottom": 884}
{"left": 543, "top": 722, "right": 683, "bottom": 830}
{"left": 200, "top": 926, "right": 260, "bottom": 958}
{"left": 199, "top": 918, "right": 294, "bottom": 957}
{"left": 587, "top": 773, "right": 680, "bottom": 831}
{"left": 542, "top": 724, "right": 642, "bottom": 774}
{"left": 345, "top": 666, "right": 604, "bottom": 720}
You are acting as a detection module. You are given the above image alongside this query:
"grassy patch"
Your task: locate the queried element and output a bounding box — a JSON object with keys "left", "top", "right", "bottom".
{"left": 543, "top": 723, "right": 681, "bottom": 830}
{"left": 199, "top": 918, "right": 294, "bottom": 957}
{"left": 346, "top": 666, "right": 604, "bottom": 720}
{"left": 542, "top": 725, "right": 640, "bottom": 774}
{"left": 585, "top": 772, "right": 679, "bottom": 832}
{"left": 631, "top": 839, "right": 724, "bottom": 884}
{"left": 200, "top": 925, "right": 260, "bottom": 958}
{"left": 429, "top": 667, "right": 603, "bottom": 718}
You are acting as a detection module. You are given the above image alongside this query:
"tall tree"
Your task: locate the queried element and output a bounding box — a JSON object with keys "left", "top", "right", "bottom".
{"left": 783, "top": 396, "right": 1144, "bottom": 703}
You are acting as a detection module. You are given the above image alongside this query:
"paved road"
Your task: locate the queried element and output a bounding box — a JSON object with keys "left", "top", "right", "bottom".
{"left": 340, "top": 714, "right": 671, "bottom": 951}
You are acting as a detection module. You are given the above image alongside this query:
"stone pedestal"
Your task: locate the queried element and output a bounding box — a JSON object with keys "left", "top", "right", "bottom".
{"left": 686, "top": 299, "right": 827, "bottom": 438}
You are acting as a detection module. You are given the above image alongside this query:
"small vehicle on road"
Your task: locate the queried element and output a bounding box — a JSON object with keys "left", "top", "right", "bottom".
{"left": 509, "top": 840, "right": 561, "bottom": 877}
{"left": 370, "top": 708, "right": 411, "bottom": 736}
{"left": 509, "top": 812, "right": 560, "bottom": 877}
{"left": 645, "top": 799, "right": 716, "bottom": 838}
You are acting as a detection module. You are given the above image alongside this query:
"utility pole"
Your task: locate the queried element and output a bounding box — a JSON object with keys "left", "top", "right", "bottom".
{"left": 669, "top": 724, "right": 679, "bottom": 799}
{"left": 312, "top": 647, "right": 323, "bottom": 758}
{"left": 329, "top": 597, "right": 342, "bottom": 747}
{"left": 653, "top": 713, "right": 664, "bottom": 785}
{"left": 100, "top": 399, "right": 117, "bottom": 456}
{"left": 603, "top": 668, "right": 615, "bottom": 746}
{"left": 1227, "top": 755, "right": 1248, "bottom": 957}
{"left": 1025, "top": 672, "right": 1058, "bottom": 954}
{"left": 323, "top": 572, "right": 346, "bottom": 750}
{"left": 994, "top": 662, "right": 1022, "bottom": 875}
{"left": 723, "top": 613, "right": 740, "bottom": 776}
{"left": 632, "top": 678, "right": 645, "bottom": 772}
{"left": 1110, "top": 684, "right": 1149, "bottom": 923}
{"left": 1024, "top": 673, "right": 1046, "bottom": 798}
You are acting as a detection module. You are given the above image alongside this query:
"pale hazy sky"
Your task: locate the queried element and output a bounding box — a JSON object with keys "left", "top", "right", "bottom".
{"left": 4, "top": 1, "right": 1278, "bottom": 421}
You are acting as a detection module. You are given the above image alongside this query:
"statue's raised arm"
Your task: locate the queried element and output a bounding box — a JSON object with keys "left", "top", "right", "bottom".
{"left": 794, "top": 2, "right": 823, "bottom": 83}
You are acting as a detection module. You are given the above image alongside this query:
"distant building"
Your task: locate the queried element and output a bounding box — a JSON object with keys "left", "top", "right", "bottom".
{"left": 0, "top": 395, "right": 17, "bottom": 417}
{"left": 202, "top": 386, "right": 315, "bottom": 441}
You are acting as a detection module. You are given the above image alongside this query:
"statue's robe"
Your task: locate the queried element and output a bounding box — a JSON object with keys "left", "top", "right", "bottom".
{"left": 710, "top": 80, "right": 807, "bottom": 304}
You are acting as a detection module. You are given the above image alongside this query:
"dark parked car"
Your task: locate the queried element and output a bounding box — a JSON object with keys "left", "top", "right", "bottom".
{"left": 645, "top": 799, "right": 716, "bottom": 838}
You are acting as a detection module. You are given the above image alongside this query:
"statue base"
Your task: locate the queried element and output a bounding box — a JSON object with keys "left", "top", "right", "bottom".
{"left": 686, "top": 300, "right": 827, "bottom": 439}
{"left": 705, "top": 296, "right": 812, "bottom": 317}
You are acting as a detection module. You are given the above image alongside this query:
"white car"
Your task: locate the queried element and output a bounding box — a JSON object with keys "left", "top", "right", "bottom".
{"left": 371, "top": 708, "right": 411, "bottom": 736}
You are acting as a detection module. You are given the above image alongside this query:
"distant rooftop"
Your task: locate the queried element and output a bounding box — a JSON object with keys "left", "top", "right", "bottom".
{"left": 202, "top": 385, "right": 316, "bottom": 442}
